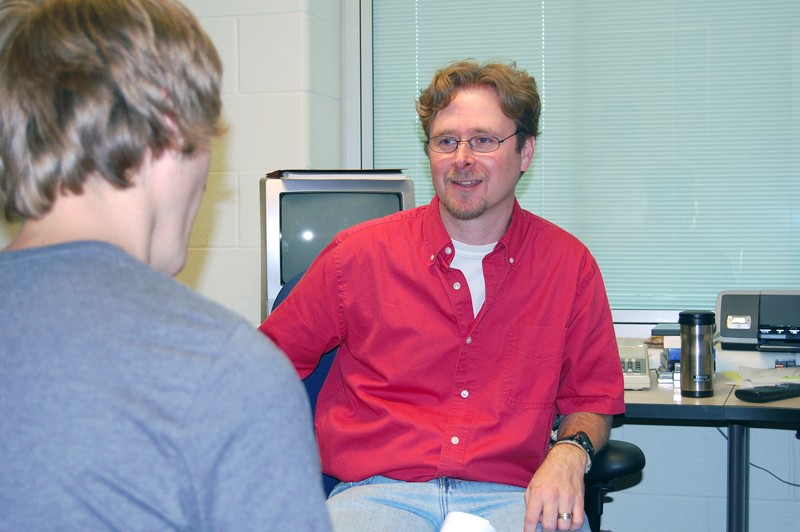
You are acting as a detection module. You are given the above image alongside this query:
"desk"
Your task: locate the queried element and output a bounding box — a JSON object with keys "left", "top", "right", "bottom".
{"left": 620, "top": 372, "right": 800, "bottom": 532}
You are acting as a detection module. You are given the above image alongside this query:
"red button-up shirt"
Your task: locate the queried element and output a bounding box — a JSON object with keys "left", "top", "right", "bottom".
{"left": 260, "top": 197, "right": 625, "bottom": 488}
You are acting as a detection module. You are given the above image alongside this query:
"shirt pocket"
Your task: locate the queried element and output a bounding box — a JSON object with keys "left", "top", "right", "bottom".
{"left": 502, "top": 326, "right": 566, "bottom": 410}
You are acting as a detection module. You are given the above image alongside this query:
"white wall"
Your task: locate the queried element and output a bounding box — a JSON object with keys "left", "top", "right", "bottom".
{"left": 174, "top": 0, "right": 342, "bottom": 324}
{"left": 607, "top": 423, "right": 800, "bottom": 531}
{"left": 0, "top": 219, "right": 18, "bottom": 248}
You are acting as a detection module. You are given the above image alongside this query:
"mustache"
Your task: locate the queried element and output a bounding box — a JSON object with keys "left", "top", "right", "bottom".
{"left": 446, "top": 169, "right": 486, "bottom": 181}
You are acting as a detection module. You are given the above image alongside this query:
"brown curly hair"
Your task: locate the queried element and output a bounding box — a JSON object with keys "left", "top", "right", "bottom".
{"left": 416, "top": 60, "right": 541, "bottom": 152}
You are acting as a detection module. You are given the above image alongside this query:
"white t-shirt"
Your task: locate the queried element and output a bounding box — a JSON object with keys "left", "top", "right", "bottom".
{"left": 451, "top": 239, "right": 496, "bottom": 318}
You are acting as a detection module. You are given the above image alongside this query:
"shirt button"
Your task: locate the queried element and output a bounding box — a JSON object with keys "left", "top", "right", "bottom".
{"left": 466, "top": 336, "right": 472, "bottom": 344}
{"left": 451, "top": 436, "right": 459, "bottom": 445}
{"left": 461, "top": 390, "right": 469, "bottom": 398}
{"left": 445, "top": 246, "right": 453, "bottom": 255}
{"left": 509, "top": 257, "right": 515, "bottom": 264}
{"left": 453, "top": 282, "right": 461, "bottom": 290}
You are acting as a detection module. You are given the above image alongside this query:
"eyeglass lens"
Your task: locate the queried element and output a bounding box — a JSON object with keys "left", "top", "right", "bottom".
{"left": 427, "top": 131, "right": 518, "bottom": 154}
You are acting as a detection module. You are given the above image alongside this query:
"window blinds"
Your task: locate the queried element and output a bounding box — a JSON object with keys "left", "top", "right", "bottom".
{"left": 371, "top": 0, "right": 800, "bottom": 311}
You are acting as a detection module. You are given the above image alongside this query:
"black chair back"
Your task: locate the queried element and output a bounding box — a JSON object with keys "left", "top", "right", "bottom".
{"left": 272, "top": 271, "right": 339, "bottom": 495}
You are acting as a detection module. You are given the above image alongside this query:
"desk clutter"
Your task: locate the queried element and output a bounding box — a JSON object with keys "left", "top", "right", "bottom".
{"left": 640, "top": 311, "right": 800, "bottom": 403}
{"left": 631, "top": 311, "right": 718, "bottom": 397}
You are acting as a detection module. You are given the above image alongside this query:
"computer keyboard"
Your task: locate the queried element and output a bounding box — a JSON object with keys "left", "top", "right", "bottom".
{"left": 734, "top": 382, "right": 800, "bottom": 403}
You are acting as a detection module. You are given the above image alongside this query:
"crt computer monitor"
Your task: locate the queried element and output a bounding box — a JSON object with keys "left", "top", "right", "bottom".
{"left": 260, "top": 174, "right": 415, "bottom": 319}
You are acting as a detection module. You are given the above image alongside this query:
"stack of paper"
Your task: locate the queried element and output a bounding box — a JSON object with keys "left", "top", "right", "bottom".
{"left": 725, "top": 366, "right": 800, "bottom": 387}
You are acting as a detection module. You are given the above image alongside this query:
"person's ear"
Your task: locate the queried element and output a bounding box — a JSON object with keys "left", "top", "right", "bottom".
{"left": 519, "top": 136, "right": 535, "bottom": 173}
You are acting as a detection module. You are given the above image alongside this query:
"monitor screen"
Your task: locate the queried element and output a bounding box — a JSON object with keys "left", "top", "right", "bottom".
{"left": 260, "top": 175, "right": 415, "bottom": 320}
{"left": 280, "top": 191, "right": 402, "bottom": 285}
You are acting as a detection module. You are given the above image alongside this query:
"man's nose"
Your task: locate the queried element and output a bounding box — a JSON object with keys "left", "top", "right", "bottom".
{"left": 452, "top": 141, "right": 474, "bottom": 166}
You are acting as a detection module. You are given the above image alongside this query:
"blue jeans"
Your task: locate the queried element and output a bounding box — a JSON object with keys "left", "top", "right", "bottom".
{"left": 326, "top": 475, "right": 592, "bottom": 532}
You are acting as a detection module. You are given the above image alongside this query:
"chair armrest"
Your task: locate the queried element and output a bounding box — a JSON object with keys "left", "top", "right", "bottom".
{"left": 585, "top": 440, "right": 645, "bottom": 482}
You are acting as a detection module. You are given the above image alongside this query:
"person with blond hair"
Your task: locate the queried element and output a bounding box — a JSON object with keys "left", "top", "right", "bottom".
{"left": 0, "top": 1, "right": 331, "bottom": 529}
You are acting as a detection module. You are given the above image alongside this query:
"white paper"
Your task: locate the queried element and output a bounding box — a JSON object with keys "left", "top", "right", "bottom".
{"left": 440, "top": 511, "right": 497, "bottom": 532}
{"left": 735, "top": 366, "right": 800, "bottom": 387}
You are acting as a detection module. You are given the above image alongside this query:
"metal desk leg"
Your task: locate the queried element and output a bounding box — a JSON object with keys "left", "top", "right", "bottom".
{"left": 727, "top": 423, "right": 749, "bottom": 532}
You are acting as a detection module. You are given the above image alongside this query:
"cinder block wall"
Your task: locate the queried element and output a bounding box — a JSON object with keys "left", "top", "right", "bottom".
{"left": 176, "top": 0, "right": 342, "bottom": 324}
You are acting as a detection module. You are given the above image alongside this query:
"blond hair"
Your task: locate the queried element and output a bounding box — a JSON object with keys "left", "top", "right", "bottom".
{"left": 0, "top": 0, "right": 223, "bottom": 220}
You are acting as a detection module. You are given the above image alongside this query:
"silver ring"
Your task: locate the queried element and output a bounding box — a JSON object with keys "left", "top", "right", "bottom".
{"left": 558, "top": 512, "right": 573, "bottom": 520}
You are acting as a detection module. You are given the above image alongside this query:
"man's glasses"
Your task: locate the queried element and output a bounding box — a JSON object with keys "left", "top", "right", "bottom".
{"left": 425, "top": 130, "right": 521, "bottom": 154}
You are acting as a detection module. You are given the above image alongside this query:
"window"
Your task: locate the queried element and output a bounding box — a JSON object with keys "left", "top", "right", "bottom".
{"left": 365, "top": 0, "right": 800, "bottom": 316}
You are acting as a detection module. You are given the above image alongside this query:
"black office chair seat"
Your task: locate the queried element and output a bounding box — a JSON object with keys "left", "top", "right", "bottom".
{"left": 587, "top": 440, "right": 645, "bottom": 481}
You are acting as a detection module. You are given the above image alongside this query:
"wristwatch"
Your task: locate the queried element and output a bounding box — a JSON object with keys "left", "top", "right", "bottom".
{"left": 552, "top": 431, "right": 595, "bottom": 474}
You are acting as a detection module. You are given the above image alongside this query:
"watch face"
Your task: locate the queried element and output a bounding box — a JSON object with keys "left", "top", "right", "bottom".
{"left": 575, "top": 431, "right": 594, "bottom": 456}
{"left": 562, "top": 432, "right": 594, "bottom": 457}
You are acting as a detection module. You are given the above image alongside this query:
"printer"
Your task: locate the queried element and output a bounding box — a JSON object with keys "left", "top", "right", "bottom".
{"left": 716, "top": 290, "right": 800, "bottom": 352}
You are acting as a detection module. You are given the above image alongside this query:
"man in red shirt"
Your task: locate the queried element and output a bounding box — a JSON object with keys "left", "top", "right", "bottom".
{"left": 261, "top": 60, "right": 625, "bottom": 532}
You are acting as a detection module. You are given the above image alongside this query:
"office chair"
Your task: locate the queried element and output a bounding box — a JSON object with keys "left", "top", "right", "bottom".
{"left": 273, "top": 271, "right": 645, "bottom": 532}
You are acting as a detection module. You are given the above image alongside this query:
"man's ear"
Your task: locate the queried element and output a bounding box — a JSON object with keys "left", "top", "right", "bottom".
{"left": 520, "top": 136, "right": 535, "bottom": 173}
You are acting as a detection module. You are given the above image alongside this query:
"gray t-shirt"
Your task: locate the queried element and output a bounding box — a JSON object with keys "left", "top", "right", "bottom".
{"left": 0, "top": 241, "right": 331, "bottom": 531}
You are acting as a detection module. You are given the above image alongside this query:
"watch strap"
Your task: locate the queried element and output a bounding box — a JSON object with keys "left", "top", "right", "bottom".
{"left": 551, "top": 432, "right": 594, "bottom": 474}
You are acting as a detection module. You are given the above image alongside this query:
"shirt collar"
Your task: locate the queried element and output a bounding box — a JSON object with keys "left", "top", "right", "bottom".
{"left": 496, "top": 199, "right": 526, "bottom": 264}
{"left": 422, "top": 196, "right": 526, "bottom": 270}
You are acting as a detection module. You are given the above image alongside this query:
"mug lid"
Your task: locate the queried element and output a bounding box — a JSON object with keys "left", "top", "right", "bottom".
{"left": 679, "top": 310, "right": 715, "bottom": 325}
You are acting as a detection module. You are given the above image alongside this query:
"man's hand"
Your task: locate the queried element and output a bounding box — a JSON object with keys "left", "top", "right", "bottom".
{"left": 523, "top": 412, "right": 610, "bottom": 532}
{"left": 523, "top": 443, "right": 587, "bottom": 532}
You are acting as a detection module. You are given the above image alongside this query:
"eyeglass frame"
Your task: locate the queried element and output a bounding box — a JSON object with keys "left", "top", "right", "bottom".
{"left": 424, "top": 130, "right": 525, "bottom": 154}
